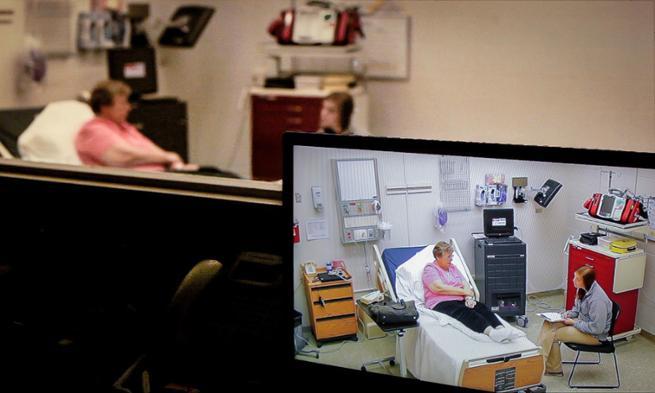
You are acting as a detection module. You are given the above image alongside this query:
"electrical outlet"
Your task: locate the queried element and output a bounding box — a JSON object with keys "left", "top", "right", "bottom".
{"left": 354, "top": 229, "right": 367, "bottom": 241}
{"left": 295, "top": 193, "right": 302, "bottom": 203}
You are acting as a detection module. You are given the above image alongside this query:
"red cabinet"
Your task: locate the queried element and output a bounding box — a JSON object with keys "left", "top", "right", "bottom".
{"left": 251, "top": 93, "right": 322, "bottom": 181}
{"left": 566, "top": 241, "right": 645, "bottom": 336}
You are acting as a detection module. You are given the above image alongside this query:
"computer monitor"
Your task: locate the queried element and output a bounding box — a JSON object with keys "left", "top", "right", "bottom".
{"left": 283, "top": 132, "right": 653, "bottom": 390}
{"left": 483, "top": 208, "right": 514, "bottom": 237}
{"left": 107, "top": 47, "right": 157, "bottom": 96}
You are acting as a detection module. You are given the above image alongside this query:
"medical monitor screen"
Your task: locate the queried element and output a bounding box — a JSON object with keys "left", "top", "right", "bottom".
{"left": 599, "top": 195, "right": 617, "bottom": 217}
{"left": 483, "top": 208, "right": 514, "bottom": 237}
{"left": 107, "top": 47, "right": 157, "bottom": 95}
{"left": 283, "top": 132, "right": 655, "bottom": 390}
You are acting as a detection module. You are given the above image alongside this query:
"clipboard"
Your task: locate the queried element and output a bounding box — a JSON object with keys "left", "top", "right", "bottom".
{"left": 538, "top": 312, "right": 565, "bottom": 322}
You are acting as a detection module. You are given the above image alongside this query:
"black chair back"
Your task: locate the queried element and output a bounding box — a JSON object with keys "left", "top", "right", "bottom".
{"left": 168, "top": 259, "right": 223, "bottom": 348}
{"left": 608, "top": 300, "right": 620, "bottom": 340}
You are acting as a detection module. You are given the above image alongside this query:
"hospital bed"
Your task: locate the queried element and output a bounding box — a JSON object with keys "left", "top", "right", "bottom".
{"left": 373, "top": 240, "right": 545, "bottom": 392}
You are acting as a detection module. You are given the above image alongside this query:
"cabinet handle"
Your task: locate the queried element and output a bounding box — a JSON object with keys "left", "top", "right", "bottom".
{"left": 585, "top": 256, "right": 595, "bottom": 261}
{"left": 287, "top": 105, "right": 303, "bottom": 113}
{"left": 286, "top": 117, "right": 303, "bottom": 125}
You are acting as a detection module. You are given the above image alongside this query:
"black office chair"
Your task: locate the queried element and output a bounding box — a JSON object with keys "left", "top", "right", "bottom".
{"left": 113, "top": 259, "right": 223, "bottom": 393}
{"left": 562, "top": 300, "right": 620, "bottom": 389}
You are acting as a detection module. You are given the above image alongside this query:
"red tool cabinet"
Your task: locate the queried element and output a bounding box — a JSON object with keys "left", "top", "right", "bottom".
{"left": 566, "top": 240, "right": 646, "bottom": 337}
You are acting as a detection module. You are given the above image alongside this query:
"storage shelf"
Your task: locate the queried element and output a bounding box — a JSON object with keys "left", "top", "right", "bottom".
{"left": 575, "top": 212, "right": 652, "bottom": 243}
{"left": 574, "top": 212, "right": 648, "bottom": 231}
{"left": 261, "top": 42, "right": 362, "bottom": 58}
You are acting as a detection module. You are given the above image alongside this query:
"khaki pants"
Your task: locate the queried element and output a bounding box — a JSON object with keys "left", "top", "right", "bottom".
{"left": 537, "top": 321, "right": 600, "bottom": 373}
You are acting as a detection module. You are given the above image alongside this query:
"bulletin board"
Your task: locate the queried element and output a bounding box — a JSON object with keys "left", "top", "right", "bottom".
{"left": 360, "top": 14, "right": 410, "bottom": 79}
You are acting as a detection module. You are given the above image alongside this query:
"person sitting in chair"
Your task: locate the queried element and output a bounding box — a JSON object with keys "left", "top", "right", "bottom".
{"left": 423, "top": 241, "right": 521, "bottom": 343}
{"left": 317, "top": 92, "right": 355, "bottom": 136}
{"left": 75, "top": 80, "right": 198, "bottom": 172}
{"left": 537, "top": 265, "right": 612, "bottom": 376}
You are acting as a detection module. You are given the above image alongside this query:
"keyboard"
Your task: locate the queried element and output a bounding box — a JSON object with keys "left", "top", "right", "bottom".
{"left": 317, "top": 273, "right": 344, "bottom": 282}
{"left": 486, "top": 236, "right": 520, "bottom": 244}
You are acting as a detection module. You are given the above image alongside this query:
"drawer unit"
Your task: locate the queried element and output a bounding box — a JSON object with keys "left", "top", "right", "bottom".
{"left": 251, "top": 94, "right": 322, "bottom": 181}
{"left": 303, "top": 268, "right": 357, "bottom": 343}
{"left": 474, "top": 237, "right": 527, "bottom": 317}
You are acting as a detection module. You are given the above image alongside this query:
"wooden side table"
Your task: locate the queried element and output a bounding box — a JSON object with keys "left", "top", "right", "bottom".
{"left": 303, "top": 267, "right": 357, "bottom": 346}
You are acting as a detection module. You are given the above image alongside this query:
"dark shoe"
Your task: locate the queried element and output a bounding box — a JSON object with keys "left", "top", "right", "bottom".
{"left": 544, "top": 370, "right": 564, "bottom": 376}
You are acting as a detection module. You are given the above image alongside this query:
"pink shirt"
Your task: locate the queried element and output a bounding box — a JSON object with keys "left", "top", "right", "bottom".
{"left": 75, "top": 117, "right": 166, "bottom": 171}
{"left": 423, "top": 261, "right": 466, "bottom": 310}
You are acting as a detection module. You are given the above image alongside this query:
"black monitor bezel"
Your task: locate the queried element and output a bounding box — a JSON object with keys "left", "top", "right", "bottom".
{"left": 282, "top": 132, "right": 655, "bottom": 389}
{"left": 107, "top": 47, "right": 158, "bottom": 95}
{"left": 483, "top": 208, "right": 515, "bottom": 237}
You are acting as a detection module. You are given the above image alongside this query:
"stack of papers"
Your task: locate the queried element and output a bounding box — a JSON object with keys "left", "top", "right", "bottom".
{"left": 538, "top": 312, "right": 565, "bottom": 322}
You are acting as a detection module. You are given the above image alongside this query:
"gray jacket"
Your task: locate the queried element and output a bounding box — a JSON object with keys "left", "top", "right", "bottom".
{"left": 568, "top": 281, "right": 612, "bottom": 341}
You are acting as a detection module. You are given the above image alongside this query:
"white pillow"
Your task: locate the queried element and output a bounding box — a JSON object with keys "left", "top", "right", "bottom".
{"left": 18, "top": 100, "right": 94, "bottom": 165}
{"left": 395, "top": 245, "right": 435, "bottom": 306}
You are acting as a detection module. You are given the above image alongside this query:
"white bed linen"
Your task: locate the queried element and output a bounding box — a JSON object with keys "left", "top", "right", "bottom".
{"left": 394, "top": 242, "right": 538, "bottom": 385}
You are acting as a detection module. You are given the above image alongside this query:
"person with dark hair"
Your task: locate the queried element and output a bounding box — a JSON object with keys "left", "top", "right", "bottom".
{"left": 423, "top": 241, "right": 521, "bottom": 343}
{"left": 318, "top": 92, "right": 354, "bottom": 135}
{"left": 75, "top": 80, "right": 198, "bottom": 171}
{"left": 537, "top": 265, "right": 612, "bottom": 376}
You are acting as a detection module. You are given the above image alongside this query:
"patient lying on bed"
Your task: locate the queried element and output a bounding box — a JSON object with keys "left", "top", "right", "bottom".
{"left": 423, "top": 241, "right": 522, "bottom": 343}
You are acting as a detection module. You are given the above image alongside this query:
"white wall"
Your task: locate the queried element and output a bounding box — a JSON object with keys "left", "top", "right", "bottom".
{"left": 1, "top": 1, "right": 652, "bottom": 178}
{"left": 365, "top": 0, "right": 655, "bottom": 152}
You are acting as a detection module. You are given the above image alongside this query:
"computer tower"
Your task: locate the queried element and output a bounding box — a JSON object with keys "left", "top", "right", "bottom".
{"left": 474, "top": 237, "right": 526, "bottom": 317}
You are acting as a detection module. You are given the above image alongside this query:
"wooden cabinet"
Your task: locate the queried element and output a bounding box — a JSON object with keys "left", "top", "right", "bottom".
{"left": 303, "top": 268, "right": 357, "bottom": 344}
{"left": 566, "top": 240, "right": 645, "bottom": 336}
{"left": 251, "top": 93, "right": 322, "bottom": 181}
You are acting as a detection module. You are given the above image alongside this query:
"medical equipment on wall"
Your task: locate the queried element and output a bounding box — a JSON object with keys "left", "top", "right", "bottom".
{"left": 15, "top": 37, "right": 47, "bottom": 95}
{"left": 433, "top": 202, "right": 448, "bottom": 231}
{"left": 532, "top": 179, "right": 562, "bottom": 208}
{"left": 334, "top": 159, "right": 381, "bottom": 244}
{"left": 474, "top": 184, "right": 508, "bottom": 206}
{"left": 377, "top": 221, "right": 392, "bottom": 240}
{"left": 474, "top": 173, "right": 508, "bottom": 207}
{"left": 159, "top": 6, "right": 215, "bottom": 47}
{"left": 512, "top": 177, "right": 528, "bottom": 203}
{"left": 293, "top": 219, "right": 300, "bottom": 244}
{"left": 311, "top": 186, "right": 323, "bottom": 211}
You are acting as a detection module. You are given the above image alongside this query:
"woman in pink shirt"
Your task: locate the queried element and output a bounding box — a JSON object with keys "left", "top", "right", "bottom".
{"left": 76, "top": 80, "right": 198, "bottom": 171}
{"left": 423, "top": 241, "right": 518, "bottom": 343}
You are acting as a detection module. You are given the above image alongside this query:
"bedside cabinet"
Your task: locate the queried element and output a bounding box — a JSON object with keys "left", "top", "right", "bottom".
{"left": 303, "top": 268, "right": 357, "bottom": 345}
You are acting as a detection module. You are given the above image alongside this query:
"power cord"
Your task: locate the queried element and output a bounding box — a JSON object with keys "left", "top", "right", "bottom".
{"left": 526, "top": 294, "right": 563, "bottom": 313}
{"left": 298, "top": 335, "right": 351, "bottom": 354}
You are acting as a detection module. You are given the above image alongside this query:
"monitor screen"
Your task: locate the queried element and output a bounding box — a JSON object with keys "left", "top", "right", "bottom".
{"left": 283, "top": 132, "right": 654, "bottom": 390}
{"left": 107, "top": 47, "right": 157, "bottom": 95}
{"left": 483, "top": 208, "right": 514, "bottom": 237}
